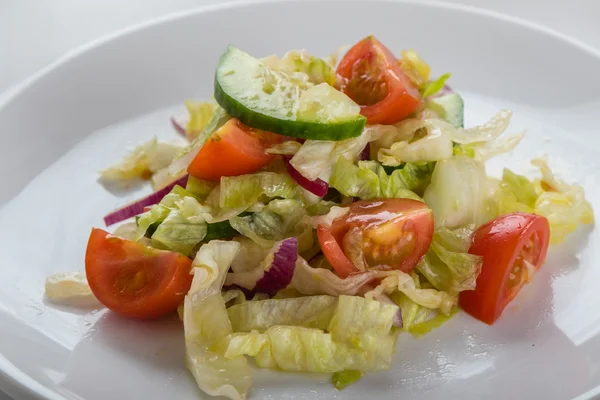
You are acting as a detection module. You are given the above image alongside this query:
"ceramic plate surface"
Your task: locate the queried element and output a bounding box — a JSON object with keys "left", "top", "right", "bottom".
{"left": 1, "top": 1, "right": 599, "bottom": 399}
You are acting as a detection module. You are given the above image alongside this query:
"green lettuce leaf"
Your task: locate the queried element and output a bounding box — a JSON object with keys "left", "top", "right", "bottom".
{"left": 148, "top": 192, "right": 211, "bottom": 254}
{"left": 417, "top": 227, "right": 482, "bottom": 294}
{"left": 99, "top": 137, "right": 183, "bottom": 184}
{"left": 220, "top": 172, "right": 298, "bottom": 210}
{"left": 222, "top": 296, "right": 399, "bottom": 373}
{"left": 229, "top": 199, "right": 309, "bottom": 248}
{"left": 332, "top": 370, "right": 362, "bottom": 391}
{"left": 184, "top": 100, "right": 217, "bottom": 138}
{"left": 420, "top": 73, "right": 451, "bottom": 98}
{"left": 289, "top": 128, "right": 376, "bottom": 182}
{"left": 186, "top": 176, "right": 218, "bottom": 201}
{"left": 423, "top": 156, "right": 489, "bottom": 228}
{"left": 329, "top": 158, "right": 424, "bottom": 200}
{"left": 408, "top": 307, "right": 458, "bottom": 337}
{"left": 502, "top": 168, "right": 537, "bottom": 207}
{"left": 227, "top": 296, "right": 338, "bottom": 332}
{"left": 531, "top": 157, "right": 594, "bottom": 243}
{"left": 183, "top": 240, "right": 250, "bottom": 400}
{"left": 262, "top": 50, "right": 336, "bottom": 86}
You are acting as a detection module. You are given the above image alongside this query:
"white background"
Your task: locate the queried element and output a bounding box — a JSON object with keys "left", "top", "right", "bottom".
{"left": 1, "top": 0, "right": 599, "bottom": 399}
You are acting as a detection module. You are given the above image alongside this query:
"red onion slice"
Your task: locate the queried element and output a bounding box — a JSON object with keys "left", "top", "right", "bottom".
{"left": 170, "top": 115, "right": 188, "bottom": 137}
{"left": 431, "top": 84, "right": 454, "bottom": 99}
{"left": 254, "top": 237, "right": 298, "bottom": 296}
{"left": 226, "top": 237, "right": 298, "bottom": 297}
{"left": 359, "top": 143, "right": 371, "bottom": 161}
{"left": 283, "top": 157, "right": 328, "bottom": 197}
{"left": 103, "top": 174, "right": 189, "bottom": 226}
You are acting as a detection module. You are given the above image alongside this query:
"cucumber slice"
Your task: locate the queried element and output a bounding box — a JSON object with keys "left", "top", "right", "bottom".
{"left": 214, "top": 46, "right": 366, "bottom": 141}
{"left": 427, "top": 93, "right": 464, "bottom": 128}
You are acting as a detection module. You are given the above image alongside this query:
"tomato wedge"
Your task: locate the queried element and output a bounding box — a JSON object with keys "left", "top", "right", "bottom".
{"left": 317, "top": 199, "right": 434, "bottom": 278}
{"left": 85, "top": 228, "right": 193, "bottom": 320}
{"left": 459, "top": 213, "right": 550, "bottom": 325}
{"left": 187, "top": 118, "right": 283, "bottom": 181}
{"left": 337, "top": 36, "right": 422, "bottom": 125}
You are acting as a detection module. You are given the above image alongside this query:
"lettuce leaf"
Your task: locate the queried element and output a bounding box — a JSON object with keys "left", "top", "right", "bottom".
{"left": 220, "top": 172, "right": 298, "bottom": 210}
{"left": 227, "top": 296, "right": 337, "bottom": 332}
{"left": 183, "top": 240, "right": 250, "bottom": 400}
{"left": 332, "top": 370, "right": 362, "bottom": 391}
{"left": 44, "top": 271, "right": 99, "bottom": 307}
{"left": 229, "top": 199, "right": 308, "bottom": 248}
{"left": 378, "top": 123, "right": 453, "bottom": 165}
{"left": 186, "top": 176, "right": 218, "bottom": 201}
{"left": 421, "top": 73, "right": 451, "bottom": 98}
{"left": 185, "top": 100, "right": 217, "bottom": 138}
{"left": 289, "top": 128, "right": 376, "bottom": 182}
{"left": 417, "top": 228, "right": 483, "bottom": 294}
{"left": 222, "top": 296, "right": 399, "bottom": 373}
{"left": 147, "top": 191, "right": 211, "bottom": 254}
{"left": 262, "top": 50, "right": 336, "bottom": 86}
{"left": 329, "top": 158, "right": 424, "bottom": 201}
{"left": 150, "top": 209, "right": 207, "bottom": 255}
{"left": 423, "top": 156, "right": 489, "bottom": 228}
{"left": 400, "top": 50, "right": 431, "bottom": 86}
{"left": 100, "top": 137, "right": 183, "bottom": 184}
{"left": 502, "top": 169, "right": 538, "bottom": 208}
{"left": 531, "top": 157, "right": 594, "bottom": 243}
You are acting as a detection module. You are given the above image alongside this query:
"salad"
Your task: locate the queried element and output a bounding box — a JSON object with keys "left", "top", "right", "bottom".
{"left": 45, "top": 36, "right": 594, "bottom": 399}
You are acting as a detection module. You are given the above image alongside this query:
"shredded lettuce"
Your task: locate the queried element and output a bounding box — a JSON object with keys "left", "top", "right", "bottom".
{"left": 262, "top": 50, "right": 336, "bottom": 86}
{"left": 400, "top": 50, "right": 431, "bottom": 85}
{"left": 329, "top": 158, "right": 431, "bottom": 200}
{"left": 417, "top": 228, "right": 483, "bottom": 294}
{"left": 185, "top": 100, "right": 217, "bottom": 138}
{"left": 531, "top": 157, "right": 594, "bottom": 243}
{"left": 186, "top": 176, "right": 218, "bottom": 201}
{"left": 332, "top": 370, "right": 362, "bottom": 390}
{"left": 289, "top": 128, "right": 376, "bottom": 182}
{"left": 150, "top": 208, "right": 207, "bottom": 255}
{"left": 229, "top": 199, "right": 309, "bottom": 248}
{"left": 378, "top": 121, "right": 454, "bottom": 165}
{"left": 502, "top": 168, "right": 538, "bottom": 208}
{"left": 408, "top": 307, "right": 458, "bottom": 337}
{"left": 220, "top": 172, "right": 298, "bottom": 210}
{"left": 443, "top": 110, "right": 513, "bottom": 144}
{"left": 421, "top": 73, "right": 451, "bottom": 98}
{"left": 363, "top": 270, "right": 456, "bottom": 315}
{"left": 183, "top": 240, "right": 250, "bottom": 400}
{"left": 100, "top": 137, "right": 183, "bottom": 184}
{"left": 45, "top": 271, "right": 99, "bottom": 306}
{"left": 227, "top": 296, "right": 338, "bottom": 332}
{"left": 222, "top": 296, "right": 399, "bottom": 373}
{"left": 423, "top": 156, "right": 489, "bottom": 229}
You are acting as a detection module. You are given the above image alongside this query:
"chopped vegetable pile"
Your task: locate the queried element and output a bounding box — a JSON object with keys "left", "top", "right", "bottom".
{"left": 45, "top": 36, "right": 594, "bottom": 399}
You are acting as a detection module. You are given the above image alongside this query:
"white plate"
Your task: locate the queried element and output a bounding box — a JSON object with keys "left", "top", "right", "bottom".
{"left": 1, "top": 1, "right": 599, "bottom": 399}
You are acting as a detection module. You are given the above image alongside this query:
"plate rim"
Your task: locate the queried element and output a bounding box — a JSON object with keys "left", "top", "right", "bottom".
{"left": 2, "top": 0, "right": 600, "bottom": 399}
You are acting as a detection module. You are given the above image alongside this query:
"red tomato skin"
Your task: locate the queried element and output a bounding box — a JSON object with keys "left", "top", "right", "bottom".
{"left": 337, "top": 36, "right": 422, "bottom": 125}
{"left": 318, "top": 199, "right": 434, "bottom": 278}
{"left": 459, "top": 213, "right": 550, "bottom": 325}
{"left": 187, "top": 119, "right": 283, "bottom": 181}
{"left": 85, "top": 228, "right": 193, "bottom": 320}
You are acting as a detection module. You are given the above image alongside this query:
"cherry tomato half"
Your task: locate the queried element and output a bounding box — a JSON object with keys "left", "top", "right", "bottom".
{"left": 337, "top": 36, "right": 422, "bottom": 125}
{"left": 85, "top": 228, "right": 194, "bottom": 320}
{"left": 187, "top": 118, "right": 283, "bottom": 181}
{"left": 459, "top": 213, "right": 550, "bottom": 325}
{"left": 317, "top": 199, "right": 434, "bottom": 278}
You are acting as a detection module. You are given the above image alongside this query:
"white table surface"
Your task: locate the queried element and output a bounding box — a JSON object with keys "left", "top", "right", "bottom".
{"left": 1, "top": 0, "right": 599, "bottom": 399}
